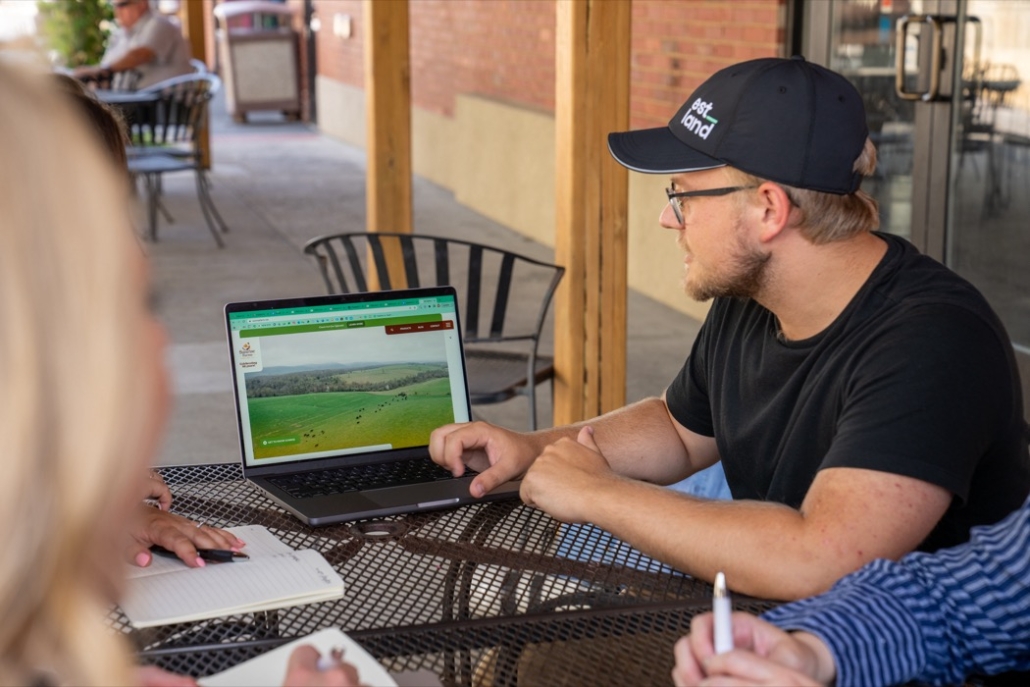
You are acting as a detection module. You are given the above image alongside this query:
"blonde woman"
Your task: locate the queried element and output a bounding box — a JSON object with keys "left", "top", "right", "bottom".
{"left": 0, "top": 65, "right": 356, "bottom": 686}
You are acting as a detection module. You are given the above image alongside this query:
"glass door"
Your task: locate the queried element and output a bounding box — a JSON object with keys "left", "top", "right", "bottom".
{"left": 946, "top": 0, "right": 1030, "bottom": 403}
{"left": 804, "top": 0, "right": 1030, "bottom": 416}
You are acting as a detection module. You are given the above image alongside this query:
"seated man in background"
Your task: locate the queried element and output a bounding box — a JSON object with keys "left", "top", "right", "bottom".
{"left": 75, "top": 0, "right": 191, "bottom": 89}
{"left": 431, "top": 56, "right": 1030, "bottom": 601}
{"left": 673, "top": 494, "right": 1030, "bottom": 686}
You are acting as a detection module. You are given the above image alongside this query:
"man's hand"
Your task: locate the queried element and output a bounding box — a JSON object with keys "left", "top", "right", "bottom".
{"left": 128, "top": 505, "right": 246, "bottom": 568}
{"left": 672, "top": 612, "right": 835, "bottom": 686}
{"left": 519, "top": 426, "right": 619, "bottom": 523}
{"left": 283, "top": 645, "right": 360, "bottom": 686}
{"left": 429, "top": 421, "right": 541, "bottom": 498}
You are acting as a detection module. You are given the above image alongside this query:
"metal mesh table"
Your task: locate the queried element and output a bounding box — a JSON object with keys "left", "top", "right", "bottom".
{"left": 123, "top": 464, "right": 778, "bottom": 685}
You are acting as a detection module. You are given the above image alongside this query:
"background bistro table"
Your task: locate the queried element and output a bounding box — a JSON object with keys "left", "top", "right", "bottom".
{"left": 120, "top": 464, "right": 779, "bottom": 686}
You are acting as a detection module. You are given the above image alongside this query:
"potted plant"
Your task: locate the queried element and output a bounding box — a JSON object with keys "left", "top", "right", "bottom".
{"left": 36, "top": 0, "right": 114, "bottom": 68}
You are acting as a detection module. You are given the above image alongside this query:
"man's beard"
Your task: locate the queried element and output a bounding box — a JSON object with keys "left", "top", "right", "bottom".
{"left": 683, "top": 226, "right": 771, "bottom": 302}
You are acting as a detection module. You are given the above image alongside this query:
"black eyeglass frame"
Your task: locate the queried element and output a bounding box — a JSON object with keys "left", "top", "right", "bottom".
{"left": 664, "top": 185, "right": 758, "bottom": 225}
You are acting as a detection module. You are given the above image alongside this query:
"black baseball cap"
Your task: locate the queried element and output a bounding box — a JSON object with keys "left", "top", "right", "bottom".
{"left": 607, "top": 56, "right": 869, "bottom": 194}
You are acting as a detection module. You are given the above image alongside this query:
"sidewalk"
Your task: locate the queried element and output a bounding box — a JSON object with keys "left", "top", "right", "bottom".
{"left": 150, "top": 96, "right": 702, "bottom": 467}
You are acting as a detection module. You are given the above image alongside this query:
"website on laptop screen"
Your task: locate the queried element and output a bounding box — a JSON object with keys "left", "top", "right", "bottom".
{"left": 227, "top": 293, "right": 471, "bottom": 468}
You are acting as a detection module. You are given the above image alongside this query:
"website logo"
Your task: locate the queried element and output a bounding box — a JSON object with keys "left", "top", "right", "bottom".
{"left": 680, "top": 98, "right": 718, "bottom": 140}
{"left": 235, "top": 338, "right": 263, "bottom": 372}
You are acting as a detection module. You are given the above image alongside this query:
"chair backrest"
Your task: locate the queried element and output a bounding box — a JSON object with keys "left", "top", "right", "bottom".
{"left": 111, "top": 68, "right": 142, "bottom": 92}
{"left": 132, "top": 73, "right": 221, "bottom": 150}
{"left": 189, "top": 58, "right": 209, "bottom": 74}
{"left": 302, "top": 232, "right": 565, "bottom": 347}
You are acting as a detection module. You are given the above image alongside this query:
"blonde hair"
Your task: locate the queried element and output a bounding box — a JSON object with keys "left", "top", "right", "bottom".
{"left": 728, "top": 137, "right": 881, "bottom": 244}
{"left": 0, "top": 65, "right": 153, "bottom": 684}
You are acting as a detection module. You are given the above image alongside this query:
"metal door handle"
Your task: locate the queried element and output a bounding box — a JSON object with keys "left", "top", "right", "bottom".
{"left": 896, "top": 14, "right": 943, "bottom": 101}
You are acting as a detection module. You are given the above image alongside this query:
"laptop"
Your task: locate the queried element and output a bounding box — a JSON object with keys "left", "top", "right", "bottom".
{"left": 224, "top": 286, "right": 521, "bottom": 526}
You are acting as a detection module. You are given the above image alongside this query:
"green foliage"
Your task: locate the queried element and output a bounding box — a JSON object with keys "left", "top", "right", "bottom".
{"left": 37, "top": 0, "right": 114, "bottom": 68}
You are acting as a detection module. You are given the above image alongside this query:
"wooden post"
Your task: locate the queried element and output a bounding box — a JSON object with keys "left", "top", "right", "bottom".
{"left": 363, "top": 0, "right": 413, "bottom": 289}
{"left": 178, "top": 0, "right": 210, "bottom": 169}
{"left": 553, "top": 0, "right": 630, "bottom": 424}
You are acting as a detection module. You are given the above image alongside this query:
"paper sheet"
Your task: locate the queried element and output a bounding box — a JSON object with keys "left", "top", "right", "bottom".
{"left": 198, "top": 627, "right": 397, "bottom": 687}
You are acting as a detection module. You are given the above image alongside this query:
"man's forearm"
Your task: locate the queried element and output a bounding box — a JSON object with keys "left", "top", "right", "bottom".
{"left": 568, "top": 397, "right": 699, "bottom": 483}
{"left": 103, "top": 47, "right": 155, "bottom": 72}
{"left": 583, "top": 480, "right": 877, "bottom": 600}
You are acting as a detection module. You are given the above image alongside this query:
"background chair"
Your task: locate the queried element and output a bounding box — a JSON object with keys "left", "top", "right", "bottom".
{"left": 127, "top": 73, "right": 228, "bottom": 247}
{"left": 302, "top": 232, "right": 565, "bottom": 430}
{"left": 80, "top": 67, "right": 141, "bottom": 92}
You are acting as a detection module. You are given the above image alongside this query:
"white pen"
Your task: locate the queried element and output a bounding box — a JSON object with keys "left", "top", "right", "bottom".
{"left": 713, "top": 571, "right": 733, "bottom": 654}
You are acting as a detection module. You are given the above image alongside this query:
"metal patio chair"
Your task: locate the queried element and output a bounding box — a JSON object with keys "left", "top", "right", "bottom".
{"left": 127, "top": 73, "right": 228, "bottom": 247}
{"left": 302, "top": 232, "right": 565, "bottom": 430}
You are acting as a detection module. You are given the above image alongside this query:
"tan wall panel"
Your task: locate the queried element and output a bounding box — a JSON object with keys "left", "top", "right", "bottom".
{"left": 411, "top": 108, "right": 457, "bottom": 190}
{"left": 315, "top": 76, "right": 366, "bottom": 149}
{"left": 453, "top": 95, "right": 556, "bottom": 249}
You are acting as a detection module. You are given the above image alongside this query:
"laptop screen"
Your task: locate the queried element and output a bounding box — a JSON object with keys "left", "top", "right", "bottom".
{"left": 226, "top": 289, "right": 471, "bottom": 469}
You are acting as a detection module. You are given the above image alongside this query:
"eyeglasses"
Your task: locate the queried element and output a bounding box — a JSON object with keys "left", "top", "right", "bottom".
{"left": 665, "top": 185, "right": 757, "bottom": 225}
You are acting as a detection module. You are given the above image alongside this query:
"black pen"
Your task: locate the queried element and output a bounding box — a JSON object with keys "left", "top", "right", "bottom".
{"left": 149, "top": 545, "right": 249, "bottom": 563}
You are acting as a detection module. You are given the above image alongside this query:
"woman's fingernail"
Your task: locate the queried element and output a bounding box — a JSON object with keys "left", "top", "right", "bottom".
{"left": 195, "top": 557, "right": 206, "bottom": 568}
{"left": 135, "top": 552, "right": 151, "bottom": 567}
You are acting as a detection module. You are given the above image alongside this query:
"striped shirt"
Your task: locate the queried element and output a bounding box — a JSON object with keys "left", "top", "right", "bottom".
{"left": 764, "top": 497, "right": 1030, "bottom": 687}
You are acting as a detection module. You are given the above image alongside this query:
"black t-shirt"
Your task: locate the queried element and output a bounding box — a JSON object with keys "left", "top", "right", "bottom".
{"left": 666, "top": 233, "right": 1030, "bottom": 552}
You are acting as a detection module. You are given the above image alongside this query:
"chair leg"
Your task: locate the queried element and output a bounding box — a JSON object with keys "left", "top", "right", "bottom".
{"left": 144, "top": 173, "right": 160, "bottom": 242}
{"left": 197, "top": 170, "right": 229, "bottom": 234}
{"left": 527, "top": 382, "right": 538, "bottom": 432}
{"left": 193, "top": 171, "right": 225, "bottom": 248}
{"left": 155, "top": 175, "right": 175, "bottom": 223}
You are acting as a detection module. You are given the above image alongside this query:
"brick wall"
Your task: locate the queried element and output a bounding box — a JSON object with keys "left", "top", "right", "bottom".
{"left": 313, "top": 0, "right": 785, "bottom": 127}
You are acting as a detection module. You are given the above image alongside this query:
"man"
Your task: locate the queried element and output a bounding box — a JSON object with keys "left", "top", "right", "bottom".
{"left": 430, "top": 56, "right": 1030, "bottom": 600}
{"left": 672, "top": 494, "right": 1030, "bottom": 686}
{"left": 75, "top": 0, "right": 191, "bottom": 90}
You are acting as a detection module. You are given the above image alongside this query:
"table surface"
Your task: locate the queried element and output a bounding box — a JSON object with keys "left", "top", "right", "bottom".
{"left": 93, "top": 89, "right": 160, "bottom": 105}
{"left": 125, "top": 464, "right": 778, "bottom": 686}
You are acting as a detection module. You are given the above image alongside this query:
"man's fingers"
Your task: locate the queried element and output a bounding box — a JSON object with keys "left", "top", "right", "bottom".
{"left": 429, "top": 423, "right": 467, "bottom": 476}
{"left": 471, "top": 461, "right": 521, "bottom": 498}
{"left": 672, "top": 635, "right": 708, "bottom": 686}
{"left": 576, "top": 425, "right": 599, "bottom": 452}
{"left": 703, "top": 650, "right": 821, "bottom": 686}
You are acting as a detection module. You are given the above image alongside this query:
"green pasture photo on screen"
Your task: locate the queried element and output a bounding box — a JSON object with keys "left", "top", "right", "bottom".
{"left": 246, "top": 363, "right": 454, "bottom": 459}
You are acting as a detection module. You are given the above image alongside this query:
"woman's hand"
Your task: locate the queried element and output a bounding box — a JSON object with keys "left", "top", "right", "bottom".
{"left": 283, "top": 645, "right": 360, "bottom": 686}
{"left": 127, "top": 505, "right": 246, "bottom": 568}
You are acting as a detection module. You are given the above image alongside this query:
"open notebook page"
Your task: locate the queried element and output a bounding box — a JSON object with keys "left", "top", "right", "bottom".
{"left": 198, "top": 627, "right": 397, "bottom": 687}
{"left": 119, "top": 525, "right": 344, "bottom": 628}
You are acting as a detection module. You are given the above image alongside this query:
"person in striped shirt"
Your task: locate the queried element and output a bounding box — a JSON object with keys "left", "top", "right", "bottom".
{"left": 672, "top": 496, "right": 1030, "bottom": 686}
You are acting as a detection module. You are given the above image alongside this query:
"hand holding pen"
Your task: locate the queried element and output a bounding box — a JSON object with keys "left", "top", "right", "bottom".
{"left": 671, "top": 576, "right": 833, "bottom": 687}
{"left": 129, "top": 505, "right": 247, "bottom": 568}
{"left": 285, "top": 645, "right": 360, "bottom": 686}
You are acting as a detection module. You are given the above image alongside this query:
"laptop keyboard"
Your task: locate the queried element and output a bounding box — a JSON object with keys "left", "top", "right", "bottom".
{"left": 269, "top": 458, "right": 474, "bottom": 499}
